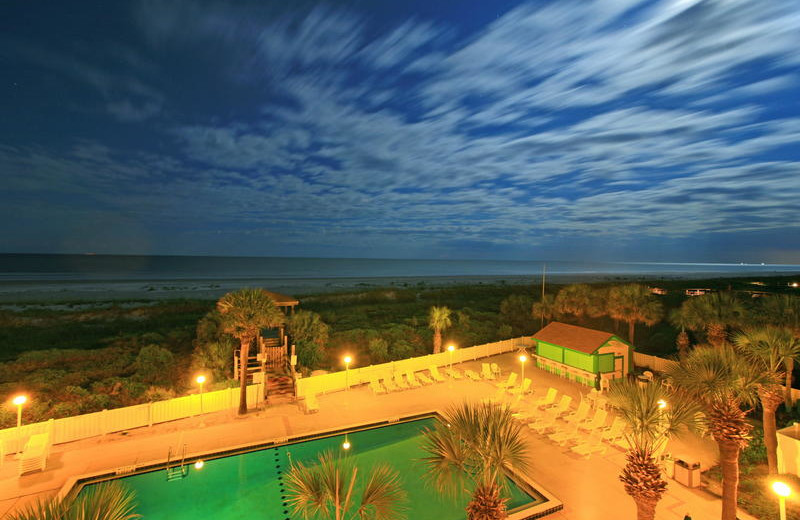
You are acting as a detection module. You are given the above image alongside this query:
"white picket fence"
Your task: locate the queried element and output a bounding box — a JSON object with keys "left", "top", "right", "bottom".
{"left": 296, "top": 336, "right": 535, "bottom": 398}
{"left": 632, "top": 352, "right": 679, "bottom": 373}
{"left": 0, "top": 384, "right": 263, "bottom": 454}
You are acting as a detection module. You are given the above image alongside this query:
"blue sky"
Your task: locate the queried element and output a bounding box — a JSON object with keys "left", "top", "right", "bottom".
{"left": 2, "top": 0, "right": 799, "bottom": 263}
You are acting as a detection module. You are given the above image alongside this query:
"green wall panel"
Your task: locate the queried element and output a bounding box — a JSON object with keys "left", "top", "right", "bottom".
{"left": 597, "top": 353, "right": 615, "bottom": 373}
{"left": 563, "top": 349, "right": 595, "bottom": 372}
{"left": 537, "top": 341, "right": 563, "bottom": 362}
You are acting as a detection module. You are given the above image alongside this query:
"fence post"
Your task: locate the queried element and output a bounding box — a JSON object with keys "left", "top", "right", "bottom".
{"left": 148, "top": 402, "right": 153, "bottom": 427}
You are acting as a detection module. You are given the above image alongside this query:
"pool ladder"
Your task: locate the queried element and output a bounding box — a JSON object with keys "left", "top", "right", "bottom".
{"left": 165, "top": 444, "right": 188, "bottom": 481}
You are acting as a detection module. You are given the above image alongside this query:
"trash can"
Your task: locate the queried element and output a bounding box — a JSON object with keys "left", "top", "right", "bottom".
{"left": 673, "top": 459, "right": 701, "bottom": 488}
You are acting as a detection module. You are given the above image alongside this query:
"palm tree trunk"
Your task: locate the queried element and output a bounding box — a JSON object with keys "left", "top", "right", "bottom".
{"left": 628, "top": 320, "right": 635, "bottom": 344}
{"left": 717, "top": 440, "right": 741, "bottom": 520}
{"left": 786, "top": 358, "right": 795, "bottom": 409}
{"left": 433, "top": 329, "right": 441, "bottom": 354}
{"left": 707, "top": 323, "right": 726, "bottom": 348}
{"left": 238, "top": 336, "right": 251, "bottom": 415}
{"left": 634, "top": 497, "right": 658, "bottom": 520}
{"left": 762, "top": 391, "right": 782, "bottom": 474}
{"left": 676, "top": 330, "right": 690, "bottom": 360}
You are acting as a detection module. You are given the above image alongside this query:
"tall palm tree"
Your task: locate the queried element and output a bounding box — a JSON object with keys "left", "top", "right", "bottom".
{"left": 284, "top": 450, "right": 406, "bottom": 520}
{"left": 554, "top": 284, "right": 603, "bottom": 323}
{"left": 734, "top": 327, "right": 798, "bottom": 473}
{"left": 607, "top": 284, "right": 664, "bottom": 345}
{"left": 607, "top": 380, "right": 700, "bottom": 520}
{"left": 666, "top": 346, "right": 766, "bottom": 520}
{"left": 217, "top": 288, "right": 285, "bottom": 415}
{"left": 672, "top": 292, "right": 745, "bottom": 348}
{"left": 531, "top": 294, "right": 556, "bottom": 330}
{"left": 421, "top": 402, "right": 530, "bottom": 520}
{"left": 668, "top": 308, "right": 693, "bottom": 359}
{"left": 755, "top": 295, "right": 800, "bottom": 406}
{"left": 429, "top": 306, "right": 452, "bottom": 354}
{"left": 7, "top": 482, "right": 140, "bottom": 520}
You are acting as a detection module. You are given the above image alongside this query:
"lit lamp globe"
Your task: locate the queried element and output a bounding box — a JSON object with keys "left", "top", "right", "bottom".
{"left": 657, "top": 399, "right": 667, "bottom": 409}
{"left": 196, "top": 375, "right": 206, "bottom": 386}
{"left": 342, "top": 440, "right": 351, "bottom": 450}
{"left": 773, "top": 481, "right": 791, "bottom": 520}
{"left": 12, "top": 394, "right": 28, "bottom": 429}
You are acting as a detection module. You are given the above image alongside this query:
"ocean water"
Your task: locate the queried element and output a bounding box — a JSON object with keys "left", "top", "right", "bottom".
{"left": 0, "top": 254, "right": 798, "bottom": 301}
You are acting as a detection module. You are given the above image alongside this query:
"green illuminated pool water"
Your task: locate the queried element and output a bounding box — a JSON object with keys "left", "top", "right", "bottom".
{"left": 79, "top": 417, "right": 546, "bottom": 519}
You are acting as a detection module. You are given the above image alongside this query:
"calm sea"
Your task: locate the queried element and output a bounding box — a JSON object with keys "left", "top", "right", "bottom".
{"left": 1, "top": 254, "right": 799, "bottom": 281}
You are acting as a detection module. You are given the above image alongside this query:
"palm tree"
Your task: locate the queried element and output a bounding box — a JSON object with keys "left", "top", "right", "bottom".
{"left": 7, "top": 482, "right": 139, "bottom": 520}
{"left": 531, "top": 294, "right": 556, "bottom": 329}
{"left": 668, "top": 308, "right": 693, "bottom": 359}
{"left": 607, "top": 284, "right": 664, "bottom": 345}
{"left": 217, "top": 288, "right": 285, "bottom": 415}
{"left": 284, "top": 450, "right": 406, "bottom": 520}
{"left": 554, "top": 284, "right": 603, "bottom": 323}
{"left": 607, "top": 380, "right": 700, "bottom": 520}
{"left": 666, "top": 346, "right": 767, "bottom": 520}
{"left": 733, "top": 327, "right": 799, "bottom": 473}
{"left": 421, "top": 402, "right": 530, "bottom": 520}
{"left": 429, "top": 306, "right": 452, "bottom": 354}
{"left": 755, "top": 295, "right": 800, "bottom": 406}
{"left": 672, "top": 292, "right": 745, "bottom": 348}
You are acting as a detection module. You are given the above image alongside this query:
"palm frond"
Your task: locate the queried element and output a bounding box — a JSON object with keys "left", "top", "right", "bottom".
{"left": 357, "top": 464, "right": 407, "bottom": 520}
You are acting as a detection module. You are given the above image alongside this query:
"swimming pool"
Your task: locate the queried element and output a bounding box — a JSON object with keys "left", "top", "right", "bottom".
{"left": 76, "top": 415, "right": 562, "bottom": 519}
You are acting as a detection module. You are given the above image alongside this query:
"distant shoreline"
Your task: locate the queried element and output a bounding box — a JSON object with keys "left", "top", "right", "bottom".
{"left": 0, "top": 270, "right": 797, "bottom": 304}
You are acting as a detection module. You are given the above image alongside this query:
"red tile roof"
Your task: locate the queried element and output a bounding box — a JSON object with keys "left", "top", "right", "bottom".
{"left": 533, "top": 322, "right": 615, "bottom": 354}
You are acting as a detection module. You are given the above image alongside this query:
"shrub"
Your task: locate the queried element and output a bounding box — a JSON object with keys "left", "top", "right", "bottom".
{"left": 368, "top": 337, "right": 389, "bottom": 364}
{"left": 134, "top": 345, "right": 174, "bottom": 386}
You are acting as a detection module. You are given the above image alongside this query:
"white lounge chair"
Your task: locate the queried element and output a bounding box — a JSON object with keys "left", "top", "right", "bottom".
{"left": 302, "top": 394, "right": 319, "bottom": 414}
{"left": 369, "top": 378, "right": 387, "bottom": 395}
{"left": 578, "top": 408, "right": 608, "bottom": 433}
{"left": 534, "top": 387, "right": 557, "bottom": 408}
{"left": 481, "top": 363, "right": 495, "bottom": 380}
{"left": 394, "top": 373, "right": 411, "bottom": 390}
{"left": 445, "top": 367, "right": 464, "bottom": 380}
{"left": 491, "top": 363, "right": 502, "bottom": 378}
{"left": 508, "top": 378, "right": 532, "bottom": 395}
{"left": 548, "top": 424, "right": 581, "bottom": 446}
{"left": 465, "top": 369, "right": 482, "bottom": 381}
{"left": 483, "top": 388, "right": 507, "bottom": 404}
{"left": 571, "top": 434, "right": 607, "bottom": 458}
{"left": 416, "top": 371, "right": 434, "bottom": 385}
{"left": 429, "top": 366, "right": 446, "bottom": 382}
{"left": 601, "top": 417, "right": 627, "bottom": 444}
{"left": 563, "top": 400, "right": 591, "bottom": 425}
{"left": 382, "top": 376, "right": 399, "bottom": 392}
{"left": 405, "top": 371, "right": 422, "bottom": 388}
{"left": 546, "top": 394, "right": 573, "bottom": 417}
{"left": 18, "top": 433, "right": 50, "bottom": 476}
{"left": 497, "top": 372, "right": 518, "bottom": 389}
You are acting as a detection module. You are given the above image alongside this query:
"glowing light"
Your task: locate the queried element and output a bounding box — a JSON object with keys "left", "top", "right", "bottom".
{"left": 342, "top": 441, "right": 351, "bottom": 450}
{"left": 447, "top": 345, "right": 455, "bottom": 352}
{"left": 196, "top": 375, "right": 206, "bottom": 385}
{"left": 657, "top": 399, "right": 667, "bottom": 409}
{"left": 344, "top": 355, "right": 352, "bottom": 365}
{"left": 12, "top": 395, "right": 27, "bottom": 406}
{"left": 773, "top": 481, "right": 791, "bottom": 498}
{"left": 194, "top": 460, "right": 205, "bottom": 470}
{"left": 519, "top": 354, "right": 527, "bottom": 363}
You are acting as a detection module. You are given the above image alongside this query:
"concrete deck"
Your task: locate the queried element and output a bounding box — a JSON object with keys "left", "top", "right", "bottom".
{"left": 0, "top": 352, "right": 754, "bottom": 520}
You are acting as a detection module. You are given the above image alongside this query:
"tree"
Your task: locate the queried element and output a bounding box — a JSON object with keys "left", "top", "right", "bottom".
{"left": 554, "top": 284, "right": 604, "bottom": 323}
{"left": 607, "top": 284, "right": 664, "bottom": 345}
{"left": 668, "top": 309, "right": 693, "bottom": 359}
{"left": 288, "top": 310, "right": 330, "bottom": 370}
{"left": 192, "top": 310, "right": 237, "bottom": 382}
{"left": 421, "top": 402, "right": 530, "bottom": 520}
{"left": 217, "top": 288, "right": 285, "bottom": 415}
{"left": 284, "top": 451, "right": 406, "bottom": 520}
{"left": 672, "top": 293, "right": 745, "bottom": 348}
{"left": 733, "top": 327, "right": 799, "bottom": 472}
{"left": 499, "top": 294, "right": 535, "bottom": 336}
{"left": 607, "top": 380, "right": 700, "bottom": 520}
{"left": 531, "top": 294, "right": 556, "bottom": 330}
{"left": 429, "top": 306, "right": 452, "bottom": 354}
{"left": 7, "top": 482, "right": 139, "bottom": 520}
{"left": 755, "top": 295, "right": 800, "bottom": 406}
{"left": 666, "top": 346, "right": 767, "bottom": 520}
{"left": 133, "top": 345, "right": 174, "bottom": 387}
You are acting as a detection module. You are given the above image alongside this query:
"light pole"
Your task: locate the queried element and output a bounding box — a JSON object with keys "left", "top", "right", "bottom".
{"left": 344, "top": 355, "right": 352, "bottom": 391}
{"left": 519, "top": 354, "right": 527, "bottom": 385}
{"left": 196, "top": 375, "right": 206, "bottom": 414}
{"left": 12, "top": 394, "right": 27, "bottom": 430}
{"left": 447, "top": 345, "right": 455, "bottom": 371}
{"left": 773, "top": 481, "right": 791, "bottom": 520}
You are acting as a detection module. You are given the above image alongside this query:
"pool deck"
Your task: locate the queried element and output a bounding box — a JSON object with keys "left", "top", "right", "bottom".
{"left": 0, "top": 352, "right": 757, "bottom": 520}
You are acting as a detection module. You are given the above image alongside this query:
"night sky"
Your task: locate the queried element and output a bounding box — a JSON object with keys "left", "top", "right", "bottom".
{"left": 2, "top": 1, "right": 799, "bottom": 263}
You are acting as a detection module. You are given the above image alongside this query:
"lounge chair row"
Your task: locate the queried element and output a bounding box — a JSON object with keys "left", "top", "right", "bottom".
{"left": 369, "top": 365, "right": 466, "bottom": 394}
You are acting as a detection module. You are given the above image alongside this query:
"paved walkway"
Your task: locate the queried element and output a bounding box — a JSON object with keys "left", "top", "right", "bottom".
{"left": 0, "top": 352, "right": 755, "bottom": 520}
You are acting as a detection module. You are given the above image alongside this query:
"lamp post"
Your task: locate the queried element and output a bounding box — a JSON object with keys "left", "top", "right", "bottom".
{"left": 12, "top": 394, "right": 27, "bottom": 430}
{"left": 196, "top": 375, "right": 206, "bottom": 414}
{"left": 773, "top": 481, "right": 791, "bottom": 520}
{"left": 519, "top": 354, "right": 527, "bottom": 385}
{"left": 344, "top": 355, "right": 352, "bottom": 391}
{"left": 447, "top": 345, "right": 455, "bottom": 371}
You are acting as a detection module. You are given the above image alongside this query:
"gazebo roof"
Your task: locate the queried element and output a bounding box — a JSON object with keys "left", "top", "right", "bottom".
{"left": 532, "top": 322, "right": 616, "bottom": 354}
{"left": 263, "top": 290, "right": 299, "bottom": 307}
